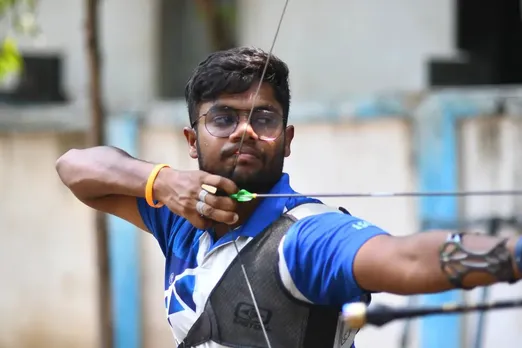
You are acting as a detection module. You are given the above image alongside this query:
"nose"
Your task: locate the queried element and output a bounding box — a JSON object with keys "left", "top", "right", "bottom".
{"left": 229, "top": 117, "right": 259, "bottom": 142}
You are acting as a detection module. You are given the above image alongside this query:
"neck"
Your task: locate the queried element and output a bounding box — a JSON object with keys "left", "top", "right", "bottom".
{"left": 213, "top": 199, "right": 262, "bottom": 238}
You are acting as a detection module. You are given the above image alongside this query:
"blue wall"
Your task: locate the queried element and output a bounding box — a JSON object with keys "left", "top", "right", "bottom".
{"left": 416, "top": 94, "right": 495, "bottom": 348}
{"left": 106, "top": 114, "right": 142, "bottom": 348}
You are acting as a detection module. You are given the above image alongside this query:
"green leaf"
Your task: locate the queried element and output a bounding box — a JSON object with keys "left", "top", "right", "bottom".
{"left": 0, "top": 37, "right": 23, "bottom": 79}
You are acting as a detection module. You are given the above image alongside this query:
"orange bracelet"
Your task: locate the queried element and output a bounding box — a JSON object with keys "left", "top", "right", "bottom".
{"left": 145, "top": 163, "right": 170, "bottom": 208}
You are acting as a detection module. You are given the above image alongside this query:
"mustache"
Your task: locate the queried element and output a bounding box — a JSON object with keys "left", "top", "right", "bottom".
{"left": 221, "top": 144, "right": 263, "bottom": 159}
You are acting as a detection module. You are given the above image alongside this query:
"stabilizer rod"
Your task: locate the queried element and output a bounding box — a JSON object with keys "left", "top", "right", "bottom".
{"left": 342, "top": 299, "right": 522, "bottom": 329}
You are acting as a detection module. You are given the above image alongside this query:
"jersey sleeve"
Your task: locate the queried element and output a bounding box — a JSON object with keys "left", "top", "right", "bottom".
{"left": 136, "top": 197, "right": 180, "bottom": 255}
{"left": 278, "top": 212, "right": 390, "bottom": 306}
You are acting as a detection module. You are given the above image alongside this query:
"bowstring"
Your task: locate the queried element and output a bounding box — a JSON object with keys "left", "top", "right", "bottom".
{"left": 229, "top": 1, "right": 290, "bottom": 347}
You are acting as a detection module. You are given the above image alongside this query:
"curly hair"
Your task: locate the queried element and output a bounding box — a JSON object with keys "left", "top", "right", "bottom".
{"left": 184, "top": 46, "right": 291, "bottom": 126}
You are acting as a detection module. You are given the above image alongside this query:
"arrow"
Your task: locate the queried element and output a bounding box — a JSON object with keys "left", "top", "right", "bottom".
{"left": 229, "top": 189, "right": 522, "bottom": 202}
{"left": 342, "top": 299, "right": 522, "bottom": 329}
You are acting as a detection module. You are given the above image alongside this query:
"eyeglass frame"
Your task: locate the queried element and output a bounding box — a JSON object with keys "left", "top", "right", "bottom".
{"left": 190, "top": 105, "right": 286, "bottom": 141}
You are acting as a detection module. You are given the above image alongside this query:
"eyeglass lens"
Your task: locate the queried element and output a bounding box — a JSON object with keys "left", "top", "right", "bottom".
{"left": 204, "top": 107, "right": 283, "bottom": 140}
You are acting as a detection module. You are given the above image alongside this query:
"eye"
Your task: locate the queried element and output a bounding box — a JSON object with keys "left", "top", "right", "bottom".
{"left": 210, "top": 114, "right": 236, "bottom": 127}
{"left": 253, "top": 111, "right": 278, "bottom": 126}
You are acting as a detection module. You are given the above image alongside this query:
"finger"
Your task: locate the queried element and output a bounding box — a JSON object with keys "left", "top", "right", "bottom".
{"left": 196, "top": 200, "right": 238, "bottom": 225}
{"left": 204, "top": 175, "right": 239, "bottom": 195}
{"left": 203, "top": 192, "right": 237, "bottom": 212}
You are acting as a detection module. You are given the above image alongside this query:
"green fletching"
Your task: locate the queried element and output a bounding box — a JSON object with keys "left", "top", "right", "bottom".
{"left": 231, "top": 189, "right": 255, "bottom": 202}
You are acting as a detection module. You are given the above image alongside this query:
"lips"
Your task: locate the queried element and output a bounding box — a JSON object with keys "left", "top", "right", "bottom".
{"left": 230, "top": 146, "right": 261, "bottom": 159}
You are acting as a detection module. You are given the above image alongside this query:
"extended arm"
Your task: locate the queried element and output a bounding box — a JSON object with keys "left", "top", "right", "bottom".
{"left": 279, "top": 212, "right": 522, "bottom": 307}
{"left": 353, "top": 230, "right": 522, "bottom": 294}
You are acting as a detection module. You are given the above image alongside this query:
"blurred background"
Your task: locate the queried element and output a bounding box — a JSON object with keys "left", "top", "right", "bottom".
{"left": 1, "top": 0, "right": 522, "bottom": 347}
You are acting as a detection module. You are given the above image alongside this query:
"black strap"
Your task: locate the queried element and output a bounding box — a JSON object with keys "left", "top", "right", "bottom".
{"left": 177, "top": 311, "right": 212, "bottom": 348}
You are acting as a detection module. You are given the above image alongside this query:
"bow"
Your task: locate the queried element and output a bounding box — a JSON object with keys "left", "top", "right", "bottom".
{"left": 224, "top": 1, "right": 522, "bottom": 347}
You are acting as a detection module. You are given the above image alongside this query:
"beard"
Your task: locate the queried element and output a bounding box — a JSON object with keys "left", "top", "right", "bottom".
{"left": 196, "top": 142, "right": 285, "bottom": 194}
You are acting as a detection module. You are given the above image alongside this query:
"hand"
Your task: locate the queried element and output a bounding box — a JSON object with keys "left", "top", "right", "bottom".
{"left": 154, "top": 168, "right": 239, "bottom": 230}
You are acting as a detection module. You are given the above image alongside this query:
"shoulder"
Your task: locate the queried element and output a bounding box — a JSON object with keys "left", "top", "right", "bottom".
{"left": 285, "top": 203, "right": 378, "bottom": 240}
{"left": 283, "top": 209, "right": 389, "bottom": 258}
{"left": 277, "top": 206, "right": 389, "bottom": 305}
{"left": 286, "top": 202, "right": 343, "bottom": 219}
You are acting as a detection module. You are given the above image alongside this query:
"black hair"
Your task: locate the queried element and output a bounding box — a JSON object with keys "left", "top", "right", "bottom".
{"left": 184, "top": 46, "right": 291, "bottom": 126}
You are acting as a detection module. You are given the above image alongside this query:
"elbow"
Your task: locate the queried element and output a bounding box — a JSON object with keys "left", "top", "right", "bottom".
{"left": 395, "top": 250, "right": 441, "bottom": 295}
{"left": 395, "top": 260, "right": 426, "bottom": 295}
{"left": 382, "top": 239, "right": 432, "bottom": 295}
{"left": 56, "top": 148, "right": 85, "bottom": 189}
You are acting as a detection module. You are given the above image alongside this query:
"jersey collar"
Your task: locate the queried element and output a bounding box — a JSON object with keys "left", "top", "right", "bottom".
{"left": 208, "top": 172, "right": 307, "bottom": 249}
{"left": 234, "top": 172, "right": 295, "bottom": 238}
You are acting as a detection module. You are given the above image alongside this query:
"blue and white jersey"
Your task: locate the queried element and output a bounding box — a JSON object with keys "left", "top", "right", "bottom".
{"left": 137, "top": 173, "right": 389, "bottom": 347}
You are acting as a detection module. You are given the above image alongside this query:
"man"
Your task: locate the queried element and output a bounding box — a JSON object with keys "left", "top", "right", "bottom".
{"left": 56, "top": 47, "right": 522, "bottom": 348}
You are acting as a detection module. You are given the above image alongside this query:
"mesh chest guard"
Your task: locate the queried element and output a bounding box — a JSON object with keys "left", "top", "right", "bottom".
{"left": 179, "top": 203, "right": 367, "bottom": 348}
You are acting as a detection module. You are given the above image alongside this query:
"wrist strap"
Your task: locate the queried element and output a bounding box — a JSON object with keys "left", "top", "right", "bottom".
{"left": 145, "top": 164, "right": 170, "bottom": 208}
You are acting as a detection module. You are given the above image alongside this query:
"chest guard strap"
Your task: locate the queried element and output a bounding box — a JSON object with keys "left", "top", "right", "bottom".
{"left": 178, "top": 203, "right": 369, "bottom": 348}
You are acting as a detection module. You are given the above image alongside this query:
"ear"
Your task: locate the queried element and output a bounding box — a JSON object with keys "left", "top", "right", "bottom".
{"left": 183, "top": 127, "right": 198, "bottom": 159}
{"left": 283, "top": 125, "right": 294, "bottom": 157}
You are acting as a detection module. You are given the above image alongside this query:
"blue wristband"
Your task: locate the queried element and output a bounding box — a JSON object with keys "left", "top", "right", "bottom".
{"left": 514, "top": 236, "right": 522, "bottom": 274}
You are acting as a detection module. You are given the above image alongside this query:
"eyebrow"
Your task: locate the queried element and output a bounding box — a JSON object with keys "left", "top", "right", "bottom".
{"left": 210, "top": 102, "right": 281, "bottom": 113}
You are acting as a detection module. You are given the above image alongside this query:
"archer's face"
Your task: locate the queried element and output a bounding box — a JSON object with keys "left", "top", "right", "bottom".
{"left": 184, "top": 83, "right": 294, "bottom": 193}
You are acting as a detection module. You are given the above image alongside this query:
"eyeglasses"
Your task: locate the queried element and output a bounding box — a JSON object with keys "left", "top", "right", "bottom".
{"left": 191, "top": 106, "right": 284, "bottom": 140}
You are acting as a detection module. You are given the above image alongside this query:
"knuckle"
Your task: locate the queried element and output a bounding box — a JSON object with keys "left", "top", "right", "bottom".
{"left": 203, "top": 205, "right": 214, "bottom": 217}
{"left": 215, "top": 176, "right": 225, "bottom": 189}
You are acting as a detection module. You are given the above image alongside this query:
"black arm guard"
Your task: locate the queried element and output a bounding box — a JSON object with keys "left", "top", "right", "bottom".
{"left": 439, "top": 232, "right": 517, "bottom": 289}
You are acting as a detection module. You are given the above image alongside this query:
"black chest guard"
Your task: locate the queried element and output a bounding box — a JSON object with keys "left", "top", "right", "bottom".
{"left": 178, "top": 203, "right": 370, "bottom": 348}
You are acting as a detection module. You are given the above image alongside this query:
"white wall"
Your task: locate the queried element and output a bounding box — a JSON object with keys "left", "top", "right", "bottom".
{"left": 238, "top": 0, "right": 455, "bottom": 101}
{"left": 460, "top": 116, "right": 522, "bottom": 347}
{"left": 0, "top": 132, "right": 99, "bottom": 348}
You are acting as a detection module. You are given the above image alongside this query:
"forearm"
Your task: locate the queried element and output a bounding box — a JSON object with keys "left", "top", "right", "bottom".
{"left": 396, "top": 231, "right": 521, "bottom": 293}
{"left": 56, "top": 146, "right": 156, "bottom": 200}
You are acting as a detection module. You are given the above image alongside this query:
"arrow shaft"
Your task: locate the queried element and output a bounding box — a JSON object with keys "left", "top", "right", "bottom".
{"left": 253, "top": 190, "right": 522, "bottom": 199}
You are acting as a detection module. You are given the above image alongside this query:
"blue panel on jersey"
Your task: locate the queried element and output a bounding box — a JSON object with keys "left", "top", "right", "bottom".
{"left": 169, "top": 220, "right": 205, "bottom": 260}
{"left": 175, "top": 275, "right": 197, "bottom": 312}
{"left": 168, "top": 291, "right": 185, "bottom": 315}
{"left": 164, "top": 243, "right": 201, "bottom": 290}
